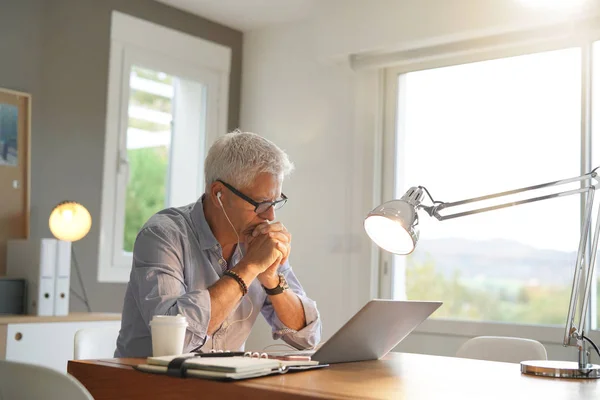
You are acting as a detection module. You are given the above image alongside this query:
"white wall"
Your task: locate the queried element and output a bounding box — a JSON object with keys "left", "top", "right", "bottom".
{"left": 241, "top": 19, "right": 377, "bottom": 349}
{"left": 241, "top": 0, "right": 600, "bottom": 359}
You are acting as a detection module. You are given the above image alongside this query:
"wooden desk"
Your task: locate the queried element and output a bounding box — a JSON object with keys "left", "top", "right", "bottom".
{"left": 68, "top": 352, "right": 600, "bottom": 399}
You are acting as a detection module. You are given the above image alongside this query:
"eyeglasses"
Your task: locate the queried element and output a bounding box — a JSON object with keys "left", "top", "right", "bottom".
{"left": 217, "top": 180, "right": 288, "bottom": 214}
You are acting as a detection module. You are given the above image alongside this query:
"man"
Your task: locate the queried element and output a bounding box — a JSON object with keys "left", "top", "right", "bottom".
{"left": 115, "top": 130, "right": 321, "bottom": 357}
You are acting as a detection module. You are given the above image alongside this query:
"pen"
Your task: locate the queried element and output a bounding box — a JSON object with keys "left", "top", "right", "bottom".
{"left": 194, "top": 352, "right": 246, "bottom": 357}
{"left": 268, "top": 355, "right": 312, "bottom": 361}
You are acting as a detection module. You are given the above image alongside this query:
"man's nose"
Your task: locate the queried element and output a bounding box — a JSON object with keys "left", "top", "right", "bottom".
{"left": 261, "top": 206, "right": 276, "bottom": 221}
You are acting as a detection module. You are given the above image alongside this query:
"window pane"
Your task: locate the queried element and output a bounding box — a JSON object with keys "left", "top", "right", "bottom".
{"left": 123, "top": 66, "right": 172, "bottom": 252}
{"left": 121, "top": 66, "right": 208, "bottom": 254}
{"left": 593, "top": 41, "right": 600, "bottom": 330}
{"left": 394, "top": 48, "right": 582, "bottom": 324}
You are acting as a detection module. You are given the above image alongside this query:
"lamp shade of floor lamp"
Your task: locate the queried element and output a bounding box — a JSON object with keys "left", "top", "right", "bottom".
{"left": 48, "top": 201, "right": 92, "bottom": 312}
{"left": 49, "top": 201, "right": 92, "bottom": 241}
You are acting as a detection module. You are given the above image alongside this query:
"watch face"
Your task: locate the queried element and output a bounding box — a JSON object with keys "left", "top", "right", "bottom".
{"left": 280, "top": 274, "right": 289, "bottom": 290}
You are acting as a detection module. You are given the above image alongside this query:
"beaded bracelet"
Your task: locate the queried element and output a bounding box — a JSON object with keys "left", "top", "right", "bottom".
{"left": 224, "top": 270, "right": 248, "bottom": 296}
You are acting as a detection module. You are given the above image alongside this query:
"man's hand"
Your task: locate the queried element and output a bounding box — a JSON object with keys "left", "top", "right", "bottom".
{"left": 240, "top": 232, "right": 285, "bottom": 276}
{"left": 251, "top": 222, "right": 292, "bottom": 288}
{"left": 252, "top": 222, "right": 291, "bottom": 264}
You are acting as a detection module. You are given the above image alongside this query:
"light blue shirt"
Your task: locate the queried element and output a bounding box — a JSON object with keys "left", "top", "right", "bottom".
{"left": 115, "top": 197, "right": 322, "bottom": 357}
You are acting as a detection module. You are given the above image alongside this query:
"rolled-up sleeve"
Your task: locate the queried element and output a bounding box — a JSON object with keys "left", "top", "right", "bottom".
{"left": 131, "top": 225, "right": 211, "bottom": 352}
{"left": 260, "top": 262, "right": 322, "bottom": 350}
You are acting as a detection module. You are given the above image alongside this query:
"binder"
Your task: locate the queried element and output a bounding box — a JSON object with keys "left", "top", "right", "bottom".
{"left": 7, "top": 239, "right": 58, "bottom": 316}
{"left": 135, "top": 353, "right": 327, "bottom": 381}
{"left": 53, "top": 240, "right": 72, "bottom": 316}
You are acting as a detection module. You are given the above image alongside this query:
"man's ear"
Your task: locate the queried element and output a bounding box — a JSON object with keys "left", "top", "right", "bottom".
{"left": 209, "top": 181, "right": 224, "bottom": 206}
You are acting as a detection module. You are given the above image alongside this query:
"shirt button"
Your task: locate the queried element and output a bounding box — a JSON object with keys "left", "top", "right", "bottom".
{"left": 218, "top": 259, "right": 225, "bottom": 266}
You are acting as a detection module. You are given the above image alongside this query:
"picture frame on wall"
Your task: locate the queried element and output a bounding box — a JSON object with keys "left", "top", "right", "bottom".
{"left": 0, "top": 102, "right": 18, "bottom": 167}
{"left": 0, "top": 87, "right": 31, "bottom": 275}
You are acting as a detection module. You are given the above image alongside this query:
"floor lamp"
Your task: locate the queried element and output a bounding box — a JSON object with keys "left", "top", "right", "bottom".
{"left": 365, "top": 167, "right": 600, "bottom": 379}
{"left": 48, "top": 201, "right": 92, "bottom": 312}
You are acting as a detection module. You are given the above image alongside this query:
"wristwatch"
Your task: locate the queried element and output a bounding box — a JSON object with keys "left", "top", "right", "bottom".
{"left": 263, "top": 273, "right": 289, "bottom": 295}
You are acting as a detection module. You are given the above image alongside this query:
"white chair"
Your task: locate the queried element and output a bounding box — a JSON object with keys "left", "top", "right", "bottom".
{"left": 456, "top": 336, "right": 548, "bottom": 363}
{"left": 0, "top": 359, "right": 93, "bottom": 400}
{"left": 74, "top": 326, "right": 120, "bottom": 360}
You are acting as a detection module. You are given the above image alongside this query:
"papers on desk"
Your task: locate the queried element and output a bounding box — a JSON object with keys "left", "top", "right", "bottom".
{"left": 134, "top": 353, "right": 327, "bottom": 381}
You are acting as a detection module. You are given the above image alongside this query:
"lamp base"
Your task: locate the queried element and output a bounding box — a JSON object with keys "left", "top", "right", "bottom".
{"left": 521, "top": 360, "right": 600, "bottom": 379}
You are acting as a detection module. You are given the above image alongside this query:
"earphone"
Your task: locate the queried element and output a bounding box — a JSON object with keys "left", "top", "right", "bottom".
{"left": 216, "top": 191, "right": 240, "bottom": 249}
{"left": 213, "top": 189, "right": 253, "bottom": 338}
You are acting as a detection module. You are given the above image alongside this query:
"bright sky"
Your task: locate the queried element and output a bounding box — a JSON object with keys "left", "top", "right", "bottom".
{"left": 395, "top": 46, "right": 600, "bottom": 253}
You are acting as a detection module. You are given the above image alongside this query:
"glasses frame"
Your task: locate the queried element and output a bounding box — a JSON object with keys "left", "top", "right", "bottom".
{"left": 217, "top": 179, "right": 288, "bottom": 214}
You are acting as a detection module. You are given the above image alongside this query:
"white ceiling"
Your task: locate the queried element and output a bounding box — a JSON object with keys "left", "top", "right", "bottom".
{"left": 155, "top": 0, "right": 318, "bottom": 31}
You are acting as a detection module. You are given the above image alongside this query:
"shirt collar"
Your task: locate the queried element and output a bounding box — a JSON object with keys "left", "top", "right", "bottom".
{"left": 192, "top": 195, "right": 220, "bottom": 251}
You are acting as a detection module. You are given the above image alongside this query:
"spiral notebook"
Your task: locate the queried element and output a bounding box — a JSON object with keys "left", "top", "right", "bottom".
{"left": 135, "top": 353, "right": 327, "bottom": 381}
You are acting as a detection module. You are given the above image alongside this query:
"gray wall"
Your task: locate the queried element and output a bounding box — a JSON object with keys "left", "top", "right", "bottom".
{"left": 0, "top": 0, "right": 242, "bottom": 312}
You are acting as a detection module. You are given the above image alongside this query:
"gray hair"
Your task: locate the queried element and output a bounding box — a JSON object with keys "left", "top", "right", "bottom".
{"left": 204, "top": 130, "right": 294, "bottom": 189}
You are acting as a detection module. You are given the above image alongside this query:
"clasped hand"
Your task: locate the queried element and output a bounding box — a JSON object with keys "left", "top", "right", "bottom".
{"left": 242, "top": 222, "right": 291, "bottom": 287}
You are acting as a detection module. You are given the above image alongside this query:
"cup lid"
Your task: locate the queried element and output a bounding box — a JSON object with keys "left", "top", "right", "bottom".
{"left": 150, "top": 314, "right": 188, "bottom": 326}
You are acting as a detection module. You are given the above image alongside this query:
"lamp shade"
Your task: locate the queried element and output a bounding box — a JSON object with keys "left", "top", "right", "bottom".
{"left": 49, "top": 201, "right": 92, "bottom": 242}
{"left": 364, "top": 199, "right": 419, "bottom": 255}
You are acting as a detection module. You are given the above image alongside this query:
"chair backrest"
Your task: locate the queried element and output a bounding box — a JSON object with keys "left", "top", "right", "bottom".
{"left": 74, "top": 325, "right": 120, "bottom": 360}
{"left": 0, "top": 359, "right": 93, "bottom": 400}
{"left": 456, "top": 336, "right": 548, "bottom": 363}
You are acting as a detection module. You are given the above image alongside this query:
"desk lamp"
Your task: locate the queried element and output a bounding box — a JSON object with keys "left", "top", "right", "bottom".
{"left": 49, "top": 201, "right": 92, "bottom": 312}
{"left": 365, "top": 168, "right": 600, "bottom": 379}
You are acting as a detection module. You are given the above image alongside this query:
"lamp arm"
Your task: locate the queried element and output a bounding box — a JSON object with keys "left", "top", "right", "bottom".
{"left": 565, "top": 189, "right": 595, "bottom": 351}
{"left": 576, "top": 189, "right": 600, "bottom": 344}
{"left": 421, "top": 171, "right": 597, "bottom": 221}
{"left": 417, "top": 170, "right": 599, "bottom": 363}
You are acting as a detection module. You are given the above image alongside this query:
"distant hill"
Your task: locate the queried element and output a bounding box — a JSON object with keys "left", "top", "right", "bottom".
{"left": 408, "top": 238, "right": 578, "bottom": 286}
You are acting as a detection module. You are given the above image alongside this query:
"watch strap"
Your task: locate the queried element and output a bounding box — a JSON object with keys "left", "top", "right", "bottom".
{"left": 263, "top": 273, "right": 287, "bottom": 295}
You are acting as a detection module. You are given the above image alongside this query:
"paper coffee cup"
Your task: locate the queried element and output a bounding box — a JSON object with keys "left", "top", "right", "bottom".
{"left": 150, "top": 314, "right": 188, "bottom": 357}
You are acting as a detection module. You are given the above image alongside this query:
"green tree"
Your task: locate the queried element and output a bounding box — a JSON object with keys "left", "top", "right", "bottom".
{"left": 405, "top": 254, "right": 572, "bottom": 325}
{"left": 509, "top": 285, "right": 570, "bottom": 325}
{"left": 406, "top": 255, "right": 500, "bottom": 320}
{"left": 123, "top": 146, "right": 168, "bottom": 252}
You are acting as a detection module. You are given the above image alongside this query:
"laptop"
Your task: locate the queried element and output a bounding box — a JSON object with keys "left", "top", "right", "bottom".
{"left": 272, "top": 299, "right": 442, "bottom": 364}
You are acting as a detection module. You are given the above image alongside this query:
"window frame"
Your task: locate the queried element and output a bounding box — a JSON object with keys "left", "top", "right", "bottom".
{"left": 380, "top": 28, "right": 600, "bottom": 341}
{"left": 98, "top": 11, "right": 230, "bottom": 283}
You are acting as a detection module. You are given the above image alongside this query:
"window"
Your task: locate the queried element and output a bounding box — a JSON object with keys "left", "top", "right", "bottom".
{"left": 98, "top": 12, "right": 230, "bottom": 282}
{"left": 384, "top": 43, "right": 600, "bottom": 328}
